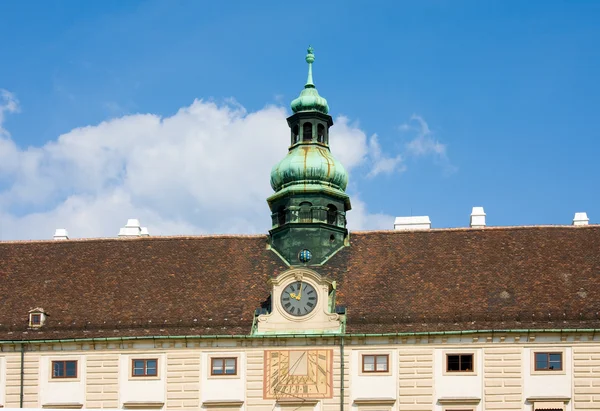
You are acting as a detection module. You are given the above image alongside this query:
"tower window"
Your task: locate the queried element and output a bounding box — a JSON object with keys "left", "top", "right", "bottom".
{"left": 277, "top": 206, "right": 286, "bottom": 226}
{"left": 317, "top": 124, "right": 325, "bottom": 143}
{"left": 303, "top": 123, "right": 312, "bottom": 141}
{"left": 327, "top": 204, "right": 337, "bottom": 225}
{"left": 292, "top": 124, "right": 299, "bottom": 144}
{"left": 299, "top": 202, "right": 312, "bottom": 223}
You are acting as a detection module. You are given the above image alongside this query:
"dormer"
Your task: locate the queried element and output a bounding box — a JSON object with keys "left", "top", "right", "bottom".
{"left": 28, "top": 308, "right": 47, "bottom": 328}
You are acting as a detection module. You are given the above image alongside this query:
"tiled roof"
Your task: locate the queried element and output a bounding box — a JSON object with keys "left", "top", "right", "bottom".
{"left": 1, "top": 226, "right": 599, "bottom": 340}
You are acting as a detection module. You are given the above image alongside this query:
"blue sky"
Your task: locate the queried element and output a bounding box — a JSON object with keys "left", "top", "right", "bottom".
{"left": 0, "top": 1, "right": 599, "bottom": 239}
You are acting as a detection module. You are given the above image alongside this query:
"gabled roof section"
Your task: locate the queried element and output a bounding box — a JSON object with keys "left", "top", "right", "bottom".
{"left": 0, "top": 226, "right": 599, "bottom": 340}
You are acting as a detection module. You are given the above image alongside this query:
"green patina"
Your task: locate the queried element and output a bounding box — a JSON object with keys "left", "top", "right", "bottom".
{"left": 268, "top": 47, "right": 351, "bottom": 266}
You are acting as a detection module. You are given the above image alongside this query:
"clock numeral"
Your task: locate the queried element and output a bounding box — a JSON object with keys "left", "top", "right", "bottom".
{"left": 306, "top": 290, "right": 314, "bottom": 295}
{"left": 290, "top": 306, "right": 296, "bottom": 314}
{"left": 282, "top": 297, "right": 290, "bottom": 301}
{"left": 284, "top": 302, "right": 291, "bottom": 308}
{"left": 306, "top": 302, "right": 314, "bottom": 307}
{"left": 308, "top": 296, "right": 316, "bottom": 301}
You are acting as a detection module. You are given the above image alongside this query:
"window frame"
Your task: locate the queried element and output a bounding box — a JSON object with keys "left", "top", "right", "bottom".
{"left": 131, "top": 358, "right": 159, "bottom": 377}
{"left": 210, "top": 357, "right": 238, "bottom": 377}
{"left": 444, "top": 353, "right": 476, "bottom": 375}
{"left": 30, "top": 313, "right": 41, "bottom": 326}
{"left": 361, "top": 354, "right": 390, "bottom": 374}
{"left": 530, "top": 347, "right": 568, "bottom": 375}
{"left": 51, "top": 360, "right": 78, "bottom": 379}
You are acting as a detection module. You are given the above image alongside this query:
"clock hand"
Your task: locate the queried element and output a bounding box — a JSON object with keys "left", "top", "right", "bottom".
{"left": 296, "top": 281, "right": 302, "bottom": 300}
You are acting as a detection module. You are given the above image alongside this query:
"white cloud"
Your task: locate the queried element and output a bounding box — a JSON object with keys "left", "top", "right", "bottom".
{"left": 0, "top": 95, "right": 397, "bottom": 240}
{"left": 400, "top": 114, "right": 456, "bottom": 173}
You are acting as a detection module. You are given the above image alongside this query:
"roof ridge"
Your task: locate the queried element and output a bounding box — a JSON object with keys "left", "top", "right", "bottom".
{"left": 351, "top": 224, "right": 600, "bottom": 235}
{"left": 0, "top": 233, "right": 268, "bottom": 245}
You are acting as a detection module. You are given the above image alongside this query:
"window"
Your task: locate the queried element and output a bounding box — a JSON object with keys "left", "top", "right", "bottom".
{"left": 292, "top": 124, "right": 299, "bottom": 144}
{"left": 362, "top": 354, "right": 388, "bottom": 373}
{"left": 277, "top": 206, "right": 286, "bottom": 226}
{"left": 446, "top": 354, "right": 474, "bottom": 372}
{"left": 30, "top": 313, "right": 41, "bottom": 326}
{"left": 299, "top": 202, "right": 312, "bottom": 223}
{"left": 52, "top": 360, "right": 77, "bottom": 378}
{"left": 303, "top": 122, "right": 312, "bottom": 141}
{"left": 317, "top": 124, "right": 325, "bottom": 143}
{"left": 327, "top": 204, "right": 337, "bottom": 225}
{"left": 535, "top": 352, "right": 562, "bottom": 371}
{"left": 132, "top": 358, "right": 158, "bottom": 377}
{"left": 211, "top": 357, "right": 237, "bottom": 375}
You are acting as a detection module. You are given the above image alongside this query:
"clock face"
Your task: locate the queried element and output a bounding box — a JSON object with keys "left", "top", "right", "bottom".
{"left": 264, "top": 349, "right": 333, "bottom": 399}
{"left": 280, "top": 281, "right": 318, "bottom": 316}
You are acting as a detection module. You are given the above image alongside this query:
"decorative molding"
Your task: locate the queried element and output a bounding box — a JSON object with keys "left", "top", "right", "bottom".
{"left": 526, "top": 396, "right": 570, "bottom": 402}
{"left": 41, "top": 403, "right": 83, "bottom": 409}
{"left": 202, "top": 400, "right": 244, "bottom": 407}
{"left": 438, "top": 397, "right": 481, "bottom": 405}
{"left": 122, "top": 401, "right": 165, "bottom": 409}
{"left": 353, "top": 397, "right": 396, "bottom": 405}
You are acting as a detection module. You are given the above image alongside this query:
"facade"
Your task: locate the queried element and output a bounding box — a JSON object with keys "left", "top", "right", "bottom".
{"left": 0, "top": 48, "right": 599, "bottom": 411}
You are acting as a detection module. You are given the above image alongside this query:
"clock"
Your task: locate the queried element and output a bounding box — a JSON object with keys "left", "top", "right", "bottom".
{"left": 264, "top": 349, "right": 333, "bottom": 399}
{"left": 280, "top": 280, "right": 318, "bottom": 316}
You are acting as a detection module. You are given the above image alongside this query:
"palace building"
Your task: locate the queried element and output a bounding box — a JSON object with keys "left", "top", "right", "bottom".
{"left": 0, "top": 47, "right": 599, "bottom": 411}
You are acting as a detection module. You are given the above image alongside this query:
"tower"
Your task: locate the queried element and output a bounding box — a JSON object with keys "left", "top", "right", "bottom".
{"left": 268, "top": 46, "right": 351, "bottom": 266}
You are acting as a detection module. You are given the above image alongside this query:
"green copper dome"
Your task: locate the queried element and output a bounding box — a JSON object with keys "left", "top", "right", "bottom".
{"left": 270, "top": 145, "right": 348, "bottom": 192}
{"left": 290, "top": 46, "right": 329, "bottom": 115}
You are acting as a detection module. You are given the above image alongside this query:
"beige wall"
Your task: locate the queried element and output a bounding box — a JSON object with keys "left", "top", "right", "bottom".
{"left": 0, "top": 333, "right": 597, "bottom": 410}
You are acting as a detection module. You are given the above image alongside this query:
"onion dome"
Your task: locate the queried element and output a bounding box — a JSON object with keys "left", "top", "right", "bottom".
{"left": 290, "top": 46, "right": 329, "bottom": 115}
{"left": 270, "top": 145, "right": 348, "bottom": 192}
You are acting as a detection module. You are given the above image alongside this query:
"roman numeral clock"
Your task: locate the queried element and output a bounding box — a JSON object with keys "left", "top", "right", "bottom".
{"left": 255, "top": 267, "right": 342, "bottom": 399}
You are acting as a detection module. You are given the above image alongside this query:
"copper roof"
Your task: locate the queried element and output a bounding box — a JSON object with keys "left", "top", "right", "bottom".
{"left": 1, "top": 226, "right": 599, "bottom": 340}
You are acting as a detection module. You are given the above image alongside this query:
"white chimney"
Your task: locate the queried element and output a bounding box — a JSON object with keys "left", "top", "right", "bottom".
{"left": 573, "top": 212, "right": 589, "bottom": 226}
{"left": 470, "top": 207, "right": 486, "bottom": 228}
{"left": 394, "top": 216, "right": 431, "bottom": 231}
{"left": 118, "top": 219, "right": 143, "bottom": 237}
{"left": 140, "top": 227, "right": 150, "bottom": 237}
{"left": 53, "top": 228, "right": 69, "bottom": 240}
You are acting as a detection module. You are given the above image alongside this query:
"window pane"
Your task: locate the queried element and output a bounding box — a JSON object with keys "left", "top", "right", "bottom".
{"left": 212, "top": 359, "right": 224, "bottom": 375}
{"left": 133, "top": 360, "right": 145, "bottom": 375}
{"left": 53, "top": 362, "right": 64, "bottom": 377}
{"left": 65, "top": 361, "right": 77, "bottom": 377}
{"left": 447, "top": 355, "right": 460, "bottom": 371}
{"left": 363, "top": 355, "right": 375, "bottom": 371}
{"left": 146, "top": 359, "right": 157, "bottom": 375}
{"left": 225, "top": 359, "right": 236, "bottom": 375}
{"left": 535, "top": 353, "right": 548, "bottom": 370}
{"left": 461, "top": 355, "right": 473, "bottom": 371}
{"left": 376, "top": 356, "right": 388, "bottom": 371}
{"left": 549, "top": 353, "right": 562, "bottom": 370}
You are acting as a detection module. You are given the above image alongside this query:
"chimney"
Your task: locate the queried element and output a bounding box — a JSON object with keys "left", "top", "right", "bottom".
{"left": 53, "top": 228, "right": 69, "bottom": 240}
{"left": 572, "top": 212, "right": 589, "bottom": 226}
{"left": 394, "top": 216, "right": 431, "bottom": 231}
{"left": 118, "top": 219, "right": 145, "bottom": 237}
{"left": 470, "top": 207, "right": 486, "bottom": 228}
{"left": 140, "top": 227, "right": 150, "bottom": 237}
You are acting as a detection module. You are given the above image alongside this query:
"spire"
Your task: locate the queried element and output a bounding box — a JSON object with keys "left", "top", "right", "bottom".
{"left": 305, "top": 46, "right": 315, "bottom": 88}
{"left": 291, "top": 46, "right": 329, "bottom": 114}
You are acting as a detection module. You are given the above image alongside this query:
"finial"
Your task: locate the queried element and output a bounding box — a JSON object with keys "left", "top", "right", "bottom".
{"left": 305, "top": 45, "right": 315, "bottom": 88}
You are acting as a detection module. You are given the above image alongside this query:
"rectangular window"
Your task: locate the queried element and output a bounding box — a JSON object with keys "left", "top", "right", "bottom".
{"left": 132, "top": 359, "right": 158, "bottom": 376}
{"left": 52, "top": 360, "right": 77, "bottom": 378}
{"left": 211, "top": 357, "right": 237, "bottom": 375}
{"left": 446, "top": 354, "right": 474, "bottom": 372}
{"left": 30, "top": 313, "right": 41, "bottom": 326}
{"left": 362, "top": 354, "right": 389, "bottom": 373}
{"left": 535, "top": 352, "right": 563, "bottom": 371}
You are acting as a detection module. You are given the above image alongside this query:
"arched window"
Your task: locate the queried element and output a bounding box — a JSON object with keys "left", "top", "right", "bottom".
{"left": 277, "top": 206, "right": 286, "bottom": 226}
{"left": 327, "top": 204, "right": 338, "bottom": 225}
{"left": 299, "top": 202, "right": 312, "bottom": 223}
{"left": 303, "top": 123, "right": 312, "bottom": 141}
{"left": 317, "top": 124, "right": 325, "bottom": 143}
{"left": 292, "top": 124, "right": 299, "bottom": 144}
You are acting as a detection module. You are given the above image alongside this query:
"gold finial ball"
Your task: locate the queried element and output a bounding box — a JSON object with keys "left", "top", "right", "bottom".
{"left": 306, "top": 45, "right": 315, "bottom": 64}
